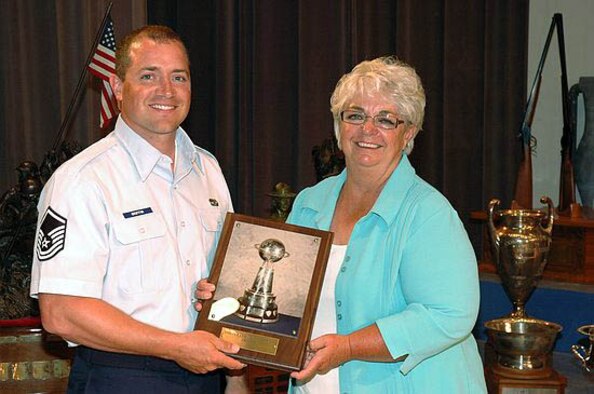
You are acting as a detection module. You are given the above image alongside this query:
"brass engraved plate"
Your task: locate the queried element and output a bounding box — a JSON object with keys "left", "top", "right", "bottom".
{"left": 13, "top": 362, "right": 31, "bottom": 380}
{"left": 53, "top": 359, "right": 71, "bottom": 378}
{"left": 31, "top": 361, "right": 52, "bottom": 380}
{"left": 220, "top": 328, "right": 279, "bottom": 356}
{"left": 0, "top": 362, "right": 9, "bottom": 381}
{"left": 501, "top": 388, "right": 557, "bottom": 394}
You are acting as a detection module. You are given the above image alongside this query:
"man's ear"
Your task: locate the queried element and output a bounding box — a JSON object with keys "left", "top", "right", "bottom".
{"left": 109, "top": 74, "right": 123, "bottom": 102}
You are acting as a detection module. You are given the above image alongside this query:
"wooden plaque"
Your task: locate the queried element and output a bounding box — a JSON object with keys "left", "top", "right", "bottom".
{"left": 195, "top": 213, "right": 333, "bottom": 372}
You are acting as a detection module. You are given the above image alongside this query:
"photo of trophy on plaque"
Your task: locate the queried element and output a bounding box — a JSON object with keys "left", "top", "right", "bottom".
{"left": 484, "top": 196, "right": 564, "bottom": 384}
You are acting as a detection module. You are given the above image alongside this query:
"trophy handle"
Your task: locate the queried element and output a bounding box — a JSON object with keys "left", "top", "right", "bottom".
{"left": 571, "top": 344, "right": 587, "bottom": 364}
{"left": 539, "top": 196, "right": 554, "bottom": 234}
{"left": 487, "top": 198, "right": 500, "bottom": 247}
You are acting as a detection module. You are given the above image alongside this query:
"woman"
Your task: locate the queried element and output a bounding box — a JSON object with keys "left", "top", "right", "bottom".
{"left": 288, "top": 57, "right": 487, "bottom": 393}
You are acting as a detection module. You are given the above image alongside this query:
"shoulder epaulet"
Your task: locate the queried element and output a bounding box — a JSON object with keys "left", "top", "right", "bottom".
{"left": 54, "top": 135, "right": 118, "bottom": 177}
{"left": 193, "top": 145, "right": 223, "bottom": 171}
{"left": 194, "top": 145, "right": 218, "bottom": 161}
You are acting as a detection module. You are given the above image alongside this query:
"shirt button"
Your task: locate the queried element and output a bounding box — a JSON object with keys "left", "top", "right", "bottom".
{"left": 185, "top": 259, "right": 191, "bottom": 265}
{"left": 180, "top": 221, "right": 186, "bottom": 227}
{"left": 340, "top": 266, "right": 346, "bottom": 272}
{"left": 337, "top": 314, "right": 342, "bottom": 320}
{"left": 345, "top": 256, "right": 351, "bottom": 262}
{"left": 139, "top": 227, "right": 146, "bottom": 233}
{"left": 337, "top": 300, "right": 342, "bottom": 307}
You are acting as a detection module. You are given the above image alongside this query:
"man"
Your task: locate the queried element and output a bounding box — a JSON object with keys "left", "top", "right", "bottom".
{"left": 30, "top": 25, "right": 246, "bottom": 393}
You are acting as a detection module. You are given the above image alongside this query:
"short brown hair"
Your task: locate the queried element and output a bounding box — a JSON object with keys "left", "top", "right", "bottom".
{"left": 115, "top": 25, "right": 189, "bottom": 80}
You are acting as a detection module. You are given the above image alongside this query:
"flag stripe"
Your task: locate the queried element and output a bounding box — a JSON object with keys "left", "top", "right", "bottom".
{"left": 96, "top": 44, "right": 115, "bottom": 61}
{"left": 90, "top": 57, "right": 115, "bottom": 74}
{"left": 87, "top": 16, "right": 118, "bottom": 129}
{"left": 100, "top": 81, "right": 116, "bottom": 128}
{"left": 89, "top": 63, "right": 114, "bottom": 80}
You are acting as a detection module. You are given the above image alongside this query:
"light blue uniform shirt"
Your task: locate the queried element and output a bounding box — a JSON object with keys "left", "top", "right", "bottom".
{"left": 31, "top": 117, "right": 233, "bottom": 335}
{"left": 287, "top": 154, "right": 487, "bottom": 393}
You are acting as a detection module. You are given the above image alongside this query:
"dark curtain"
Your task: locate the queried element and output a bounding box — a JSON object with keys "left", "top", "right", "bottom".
{"left": 0, "top": 0, "right": 146, "bottom": 195}
{"left": 146, "top": 0, "right": 529, "bottom": 253}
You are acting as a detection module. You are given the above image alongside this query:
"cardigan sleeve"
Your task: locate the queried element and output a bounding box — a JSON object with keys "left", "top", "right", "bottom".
{"left": 375, "top": 196, "right": 480, "bottom": 374}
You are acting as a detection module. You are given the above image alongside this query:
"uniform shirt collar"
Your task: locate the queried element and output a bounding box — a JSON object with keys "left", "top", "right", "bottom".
{"left": 114, "top": 116, "right": 202, "bottom": 181}
{"left": 175, "top": 125, "right": 203, "bottom": 177}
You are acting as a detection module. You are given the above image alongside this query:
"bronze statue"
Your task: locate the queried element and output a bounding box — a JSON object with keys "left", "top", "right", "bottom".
{"left": 312, "top": 134, "right": 345, "bottom": 182}
{"left": 268, "top": 182, "right": 296, "bottom": 222}
{"left": 0, "top": 143, "right": 80, "bottom": 320}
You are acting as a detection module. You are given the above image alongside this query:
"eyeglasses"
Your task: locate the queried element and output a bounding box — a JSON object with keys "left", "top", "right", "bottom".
{"left": 340, "top": 109, "right": 405, "bottom": 130}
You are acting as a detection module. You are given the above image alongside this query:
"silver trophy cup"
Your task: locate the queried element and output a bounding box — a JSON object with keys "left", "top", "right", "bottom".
{"left": 235, "top": 238, "right": 289, "bottom": 323}
{"left": 485, "top": 196, "right": 562, "bottom": 378}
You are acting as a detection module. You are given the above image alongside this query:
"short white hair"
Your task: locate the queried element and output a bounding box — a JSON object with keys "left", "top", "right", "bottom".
{"left": 330, "top": 56, "right": 425, "bottom": 154}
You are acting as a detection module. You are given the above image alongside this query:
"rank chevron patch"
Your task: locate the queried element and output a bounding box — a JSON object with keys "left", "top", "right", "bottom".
{"left": 36, "top": 207, "right": 67, "bottom": 261}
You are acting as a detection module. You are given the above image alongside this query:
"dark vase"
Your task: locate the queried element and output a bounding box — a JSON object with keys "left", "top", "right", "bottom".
{"left": 570, "top": 77, "right": 594, "bottom": 208}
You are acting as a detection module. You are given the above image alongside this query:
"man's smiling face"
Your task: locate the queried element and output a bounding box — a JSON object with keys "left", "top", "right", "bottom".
{"left": 111, "top": 37, "right": 191, "bottom": 140}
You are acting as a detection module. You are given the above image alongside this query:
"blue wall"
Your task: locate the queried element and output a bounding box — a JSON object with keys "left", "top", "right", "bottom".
{"left": 474, "top": 278, "right": 594, "bottom": 353}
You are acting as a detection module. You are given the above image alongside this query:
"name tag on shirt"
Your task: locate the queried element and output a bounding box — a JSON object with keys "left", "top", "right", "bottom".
{"left": 122, "top": 207, "right": 153, "bottom": 219}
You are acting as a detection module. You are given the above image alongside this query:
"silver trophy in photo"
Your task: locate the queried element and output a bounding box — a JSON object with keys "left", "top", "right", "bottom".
{"left": 236, "top": 238, "right": 289, "bottom": 323}
{"left": 484, "top": 196, "right": 562, "bottom": 378}
{"left": 572, "top": 324, "right": 594, "bottom": 373}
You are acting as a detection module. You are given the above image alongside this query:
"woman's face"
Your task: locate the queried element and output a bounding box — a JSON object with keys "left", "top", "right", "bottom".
{"left": 339, "top": 93, "right": 416, "bottom": 175}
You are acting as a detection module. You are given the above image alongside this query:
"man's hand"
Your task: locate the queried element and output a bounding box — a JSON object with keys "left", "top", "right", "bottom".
{"left": 38, "top": 293, "right": 245, "bottom": 375}
{"left": 290, "top": 334, "right": 351, "bottom": 383}
{"left": 194, "top": 278, "right": 216, "bottom": 312}
{"left": 173, "top": 330, "right": 245, "bottom": 374}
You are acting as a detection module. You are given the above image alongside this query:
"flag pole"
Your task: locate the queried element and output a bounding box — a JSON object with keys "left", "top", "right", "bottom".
{"left": 52, "top": 1, "right": 113, "bottom": 151}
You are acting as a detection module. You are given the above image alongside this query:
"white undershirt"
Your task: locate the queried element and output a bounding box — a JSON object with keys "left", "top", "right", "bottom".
{"left": 293, "top": 244, "right": 347, "bottom": 394}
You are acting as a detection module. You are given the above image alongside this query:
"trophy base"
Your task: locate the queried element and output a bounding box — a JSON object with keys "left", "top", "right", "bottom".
{"left": 484, "top": 317, "right": 562, "bottom": 377}
{"left": 236, "top": 292, "right": 279, "bottom": 323}
{"left": 491, "top": 362, "right": 553, "bottom": 380}
{"left": 485, "top": 366, "right": 567, "bottom": 393}
{"left": 234, "top": 310, "right": 279, "bottom": 324}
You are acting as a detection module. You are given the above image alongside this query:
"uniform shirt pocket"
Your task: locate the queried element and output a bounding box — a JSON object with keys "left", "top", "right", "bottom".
{"left": 199, "top": 210, "right": 222, "bottom": 232}
{"left": 113, "top": 215, "right": 165, "bottom": 244}
{"left": 111, "top": 214, "right": 172, "bottom": 294}
{"left": 197, "top": 209, "right": 224, "bottom": 265}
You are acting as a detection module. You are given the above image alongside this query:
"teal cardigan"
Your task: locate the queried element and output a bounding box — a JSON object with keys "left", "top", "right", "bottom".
{"left": 287, "top": 154, "right": 487, "bottom": 393}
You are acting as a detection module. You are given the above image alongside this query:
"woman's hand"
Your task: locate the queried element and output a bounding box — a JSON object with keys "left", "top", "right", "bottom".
{"left": 290, "top": 334, "right": 352, "bottom": 383}
{"left": 194, "top": 278, "right": 216, "bottom": 312}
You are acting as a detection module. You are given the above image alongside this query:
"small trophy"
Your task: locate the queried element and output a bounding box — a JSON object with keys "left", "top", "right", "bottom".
{"left": 236, "top": 238, "right": 290, "bottom": 323}
{"left": 485, "top": 196, "right": 563, "bottom": 380}
{"left": 267, "top": 182, "right": 296, "bottom": 222}
{"left": 572, "top": 324, "right": 594, "bottom": 373}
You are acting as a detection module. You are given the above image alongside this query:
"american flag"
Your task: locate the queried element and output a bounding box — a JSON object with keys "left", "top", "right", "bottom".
{"left": 88, "top": 16, "right": 118, "bottom": 129}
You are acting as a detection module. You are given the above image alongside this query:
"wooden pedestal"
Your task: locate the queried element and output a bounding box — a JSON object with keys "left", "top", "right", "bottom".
{"left": 483, "top": 341, "right": 567, "bottom": 394}
{"left": 246, "top": 365, "right": 289, "bottom": 393}
{"left": 0, "top": 326, "right": 73, "bottom": 394}
{"left": 470, "top": 211, "right": 594, "bottom": 284}
{"left": 485, "top": 367, "right": 567, "bottom": 394}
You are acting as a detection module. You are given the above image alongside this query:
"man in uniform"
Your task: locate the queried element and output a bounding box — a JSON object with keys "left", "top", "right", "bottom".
{"left": 30, "top": 25, "right": 246, "bottom": 393}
